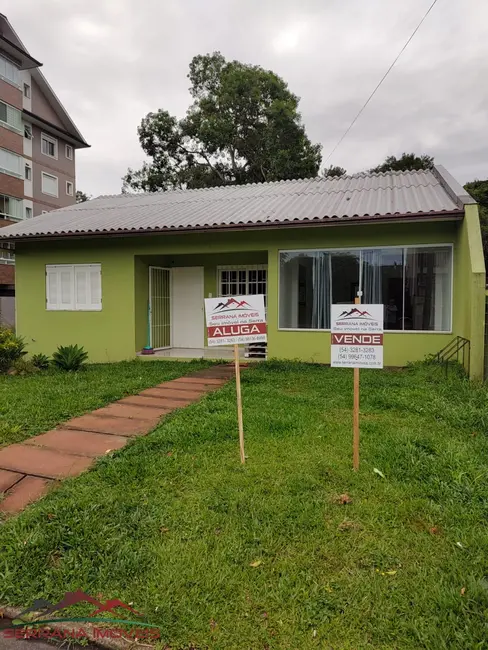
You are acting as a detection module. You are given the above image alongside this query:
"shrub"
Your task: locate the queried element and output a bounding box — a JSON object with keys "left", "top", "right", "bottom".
{"left": 31, "top": 353, "right": 50, "bottom": 370}
{"left": 0, "top": 327, "right": 27, "bottom": 373}
{"left": 10, "top": 359, "right": 38, "bottom": 375}
{"left": 52, "top": 344, "right": 88, "bottom": 372}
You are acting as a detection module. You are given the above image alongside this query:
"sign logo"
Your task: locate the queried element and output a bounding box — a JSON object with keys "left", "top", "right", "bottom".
{"left": 337, "top": 307, "right": 374, "bottom": 321}
{"left": 212, "top": 298, "right": 254, "bottom": 313}
{"left": 2, "top": 589, "right": 160, "bottom": 642}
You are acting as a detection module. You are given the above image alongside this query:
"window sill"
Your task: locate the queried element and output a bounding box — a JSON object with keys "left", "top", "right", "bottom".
{"left": 0, "top": 121, "right": 23, "bottom": 136}
{"left": 277, "top": 328, "right": 453, "bottom": 335}
{"left": 41, "top": 191, "right": 59, "bottom": 198}
{"left": 41, "top": 152, "right": 58, "bottom": 161}
{"left": 0, "top": 74, "right": 21, "bottom": 90}
{"left": 0, "top": 167, "right": 22, "bottom": 179}
{"left": 46, "top": 308, "right": 102, "bottom": 312}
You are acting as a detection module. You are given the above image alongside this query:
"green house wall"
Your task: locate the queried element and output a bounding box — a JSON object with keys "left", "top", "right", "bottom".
{"left": 14, "top": 215, "right": 485, "bottom": 378}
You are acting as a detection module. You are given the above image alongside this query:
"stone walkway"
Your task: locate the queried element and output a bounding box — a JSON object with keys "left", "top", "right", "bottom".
{"left": 0, "top": 365, "right": 235, "bottom": 516}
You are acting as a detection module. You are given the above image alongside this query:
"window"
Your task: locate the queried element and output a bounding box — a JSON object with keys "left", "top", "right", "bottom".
{"left": 0, "top": 100, "right": 22, "bottom": 132}
{"left": 218, "top": 266, "right": 267, "bottom": 299}
{"left": 41, "top": 172, "right": 58, "bottom": 197}
{"left": 0, "top": 194, "right": 23, "bottom": 220}
{"left": 0, "top": 54, "right": 21, "bottom": 87}
{"left": 25, "top": 164, "right": 32, "bottom": 180}
{"left": 25, "top": 206, "right": 32, "bottom": 219}
{"left": 0, "top": 243, "right": 15, "bottom": 264}
{"left": 46, "top": 264, "right": 102, "bottom": 311}
{"left": 0, "top": 148, "right": 22, "bottom": 177}
{"left": 66, "top": 181, "right": 74, "bottom": 196}
{"left": 41, "top": 133, "right": 57, "bottom": 158}
{"left": 279, "top": 246, "right": 452, "bottom": 332}
{"left": 65, "top": 144, "right": 73, "bottom": 160}
{"left": 23, "top": 83, "right": 31, "bottom": 98}
{"left": 24, "top": 124, "right": 32, "bottom": 139}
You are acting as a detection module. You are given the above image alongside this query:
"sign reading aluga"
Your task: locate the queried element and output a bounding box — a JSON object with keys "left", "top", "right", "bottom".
{"left": 330, "top": 304, "right": 384, "bottom": 369}
{"left": 204, "top": 295, "right": 267, "bottom": 347}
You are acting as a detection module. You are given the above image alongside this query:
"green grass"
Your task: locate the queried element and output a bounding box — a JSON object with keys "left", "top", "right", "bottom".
{"left": 1, "top": 361, "right": 488, "bottom": 649}
{"left": 0, "top": 359, "right": 213, "bottom": 447}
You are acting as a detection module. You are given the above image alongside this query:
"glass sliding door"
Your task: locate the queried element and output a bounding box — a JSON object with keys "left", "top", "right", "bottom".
{"left": 362, "top": 249, "right": 404, "bottom": 330}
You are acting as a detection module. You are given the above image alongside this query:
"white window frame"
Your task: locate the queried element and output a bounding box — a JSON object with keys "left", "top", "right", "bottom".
{"left": 66, "top": 181, "right": 74, "bottom": 196}
{"left": 23, "top": 83, "right": 31, "bottom": 98}
{"left": 41, "top": 132, "right": 58, "bottom": 159}
{"left": 41, "top": 172, "right": 59, "bottom": 197}
{"left": 46, "top": 264, "right": 102, "bottom": 311}
{"left": 24, "top": 123, "right": 32, "bottom": 139}
{"left": 25, "top": 163, "right": 32, "bottom": 181}
{"left": 0, "top": 100, "right": 22, "bottom": 134}
{"left": 0, "top": 193, "right": 23, "bottom": 220}
{"left": 217, "top": 265, "right": 268, "bottom": 298}
{"left": 65, "top": 144, "right": 73, "bottom": 160}
{"left": 278, "top": 243, "right": 454, "bottom": 334}
{"left": 25, "top": 206, "right": 32, "bottom": 219}
{"left": 0, "top": 147, "right": 22, "bottom": 178}
{"left": 0, "top": 54, "right": 21, "bottom": 88}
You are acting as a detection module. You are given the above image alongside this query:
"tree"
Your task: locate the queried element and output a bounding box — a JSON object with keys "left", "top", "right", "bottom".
{"left": 370, "top": 153, "right": 434, "bottom": 174}
{"left": 323, "top": 165, "right": 347, "bottom": 178}
{"left": 123, "top": 52, "right": 322, "bottom": 192}
{"left": 76, "top": 190, "right": 90, "bottom": 203}
{"left": 464, "top": 179, "right": 488, "bottom": 268}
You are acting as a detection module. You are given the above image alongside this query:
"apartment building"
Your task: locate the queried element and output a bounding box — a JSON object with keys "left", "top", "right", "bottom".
{"left": 0, "top": 13, "right": 89, "bottom": 324}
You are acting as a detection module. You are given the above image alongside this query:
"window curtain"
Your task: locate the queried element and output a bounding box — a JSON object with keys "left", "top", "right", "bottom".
{"left": 311, "top": 253, "right": 331, "bottom": 329}
{"left": 361, "top": 249, "right": 382, "bottom": 304}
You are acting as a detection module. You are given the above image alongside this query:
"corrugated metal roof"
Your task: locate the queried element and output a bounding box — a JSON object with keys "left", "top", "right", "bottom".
{"left": 0, "top": 167, "right": 465, "bottom": 241}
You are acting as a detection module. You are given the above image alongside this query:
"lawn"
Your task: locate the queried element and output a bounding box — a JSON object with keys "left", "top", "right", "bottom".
{"left": 1, "top": 361, "right": 488, "bottom": 649}
{"left": 0, "top": 359, "right": 213, "bottom": 447}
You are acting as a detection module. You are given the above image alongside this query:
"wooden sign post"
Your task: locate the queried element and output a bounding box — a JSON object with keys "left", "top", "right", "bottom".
{"left": 204, "top": 295, "right": 267, "bottom": 464}
{"left": 330, "top": 302, "right": 384, "bottom": 471}
{"left": 234, "top": 344, "right": 245, "bottom": 464}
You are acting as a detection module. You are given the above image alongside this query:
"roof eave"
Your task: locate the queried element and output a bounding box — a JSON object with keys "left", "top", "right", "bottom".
{"left": 0, "top": 210, "right": 465, "bottom": 246}
{"left": 0, "top": 34, "right": 42, "bottom": 69}
{"left": 23, "top": 109, "right": 90, "bottom": 148}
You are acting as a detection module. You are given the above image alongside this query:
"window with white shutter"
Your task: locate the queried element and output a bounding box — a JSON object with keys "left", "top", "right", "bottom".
{"left": 46, "top": 264, "right": 102, "bottom": 311}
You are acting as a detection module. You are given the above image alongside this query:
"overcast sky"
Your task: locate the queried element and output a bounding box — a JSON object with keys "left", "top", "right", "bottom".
{"left": 4, "top": 0, "right": 487, "bottom": 196}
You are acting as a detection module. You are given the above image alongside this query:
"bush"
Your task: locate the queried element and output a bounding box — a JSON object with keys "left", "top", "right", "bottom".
{"left": 31, "top": 353, "right": 50, "bottom": 370}
{"left": 0, "top": 327, "right": 27, "bottom": 373}
{"left": 52, "top": 344, "right": 88, "bottom": 372}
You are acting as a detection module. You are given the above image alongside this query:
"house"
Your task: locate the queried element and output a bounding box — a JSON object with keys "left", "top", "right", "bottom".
{"left": 0, "top": 165, "right": 484, "bottom": 378}
{"left": 0, "top": 13, "right": 89, "bottom": 324}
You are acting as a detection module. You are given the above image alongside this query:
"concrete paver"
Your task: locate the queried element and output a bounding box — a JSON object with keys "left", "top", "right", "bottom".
{"left": 0, "top": 364, "right": 234, "bottom": 515}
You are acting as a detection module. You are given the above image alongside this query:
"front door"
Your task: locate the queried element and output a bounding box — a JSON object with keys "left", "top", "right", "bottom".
{"left": 149, "top": 266, "right": 171, "bottom": 349}
{"left": 172, "top": 267, "right": 205, "bottom": 348}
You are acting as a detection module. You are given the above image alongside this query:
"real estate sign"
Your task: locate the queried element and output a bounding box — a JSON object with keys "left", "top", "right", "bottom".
{"left": 331, "top": 304, "right": 384, "bottom": 369}
{"left": 204, "top": 295, "right": 267, "bottom": 347}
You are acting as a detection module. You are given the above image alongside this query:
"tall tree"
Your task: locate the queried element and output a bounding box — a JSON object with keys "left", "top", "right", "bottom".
{"left": 370, "top": 153, "right": 434, "bottom": 173}
{"left": 123, "top": 52, "right": 322, "bottom": 192}
{"left": 464, "top": 179, "right": 488, "bottom": 268}
{"left": 76, "top": 190, "right": 90, "bottom": 203}
{"left": 323, "top": 165, "right": 347, "bottom": 178}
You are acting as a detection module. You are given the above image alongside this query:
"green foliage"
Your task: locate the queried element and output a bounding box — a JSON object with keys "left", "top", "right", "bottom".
{"left": 75, "top": 190, "right": 90, "bottom": 203}
{"left": 370, "top": 152, "right": 434, "bottom": 173}
{"left": 464, "top": 178, "right": 488, "bottom": 268}
{"left": 52, "top": 344, "right": 88, "bottom": 372}
{"left": 123, "top": 52, "right": 322, "bottom": 192}
{"left": 322, "top": 165, "right": 347, "bottom": 178}
{"left": 0, "top": 359, "right": 213, "bottom": 448}
{"left": 2, "top": 363, "right": 488, "bottom": 647}
{"left": 0, "top": 327, "right": 26, "bottom": 373}
{"left": 31, "top": 353, "right": 50, "bottom": 370}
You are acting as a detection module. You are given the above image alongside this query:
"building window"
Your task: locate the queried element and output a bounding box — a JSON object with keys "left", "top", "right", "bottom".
{"left": 41, "top": 133, "right": 58, "bottom": 158}
{"left": 66, "top": 181, "right": 74, "bottom": 196}
{"left": 218, "top": 266, "right": 268, "bottom": 299}
{"left": 0, "top": 100, "right": 22, "bottom": 132}
{"left": 23, "top": 83, "right": 31, "bottom": 98}
{"left": 25, "top": 207, "right": 32, "bottom": 219}
{"left": 0, "top": 54, "right": 21, "bottom": 87}
{"left": 279, "top": 246, "right": 452, "bottom": 332}
{"left": 0, "top": 194, "right": 23, "bottom": 220}
{"left": 25, "top": 164, "right": 32, "bottom": 180}
{"left": 46, "top": 264, "right": 102, "bottom": 311}
{"left": 0, "top": 147, "right": 22, "bottom": 177}
{"left": 65, "top": 144, "right": 73, "bottom": 160}
{"left": 41, "top": 172, "right": 58, "bottom": 197}
{"left": 24, "top": 124, "right": 32, "bottom": 139}
{"left": 0, "top": 243, "right": 15, "bottom": 264}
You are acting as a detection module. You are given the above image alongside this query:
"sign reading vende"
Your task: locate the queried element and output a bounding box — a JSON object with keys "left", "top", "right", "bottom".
{"left": 331, "top": 304, "right": 384, "bottom": 369}
{"left": 204, "top": 295, "right": 267, "bottom": 347}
